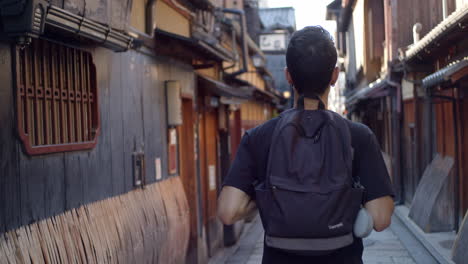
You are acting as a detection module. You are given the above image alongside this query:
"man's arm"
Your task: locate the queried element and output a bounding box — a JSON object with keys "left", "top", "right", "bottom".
{"left": 352, "top": 124, "right": 396, "bottom": 232}
{"left": 218, "top": 132, "right": 257, "bottom": 226}
{"left": 218, "top": 186, "right": 256, "bottom": 225}
{"left": 364, "top": 196, "right": 394, "bottom": 231}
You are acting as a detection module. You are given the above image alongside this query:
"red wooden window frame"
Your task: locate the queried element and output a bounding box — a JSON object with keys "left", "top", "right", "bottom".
{"left": 15, "top": 39, "right": 100, "bottom": 155}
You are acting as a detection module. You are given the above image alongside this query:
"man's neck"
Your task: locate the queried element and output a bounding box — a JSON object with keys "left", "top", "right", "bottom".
{"left": 293, "top": 91, "right": 329, "bottom": 110}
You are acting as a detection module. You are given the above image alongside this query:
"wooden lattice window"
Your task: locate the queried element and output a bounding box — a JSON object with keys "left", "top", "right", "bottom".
{"left": 15, "top": 39, "right": 99, "bottom": 155}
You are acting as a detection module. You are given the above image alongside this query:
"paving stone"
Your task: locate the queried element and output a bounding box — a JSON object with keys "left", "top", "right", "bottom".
{"left": 391, "top": 256, "right": 416, "bottom": 264}
{"left": 226, "top": 260, "right": 244, "bottom": 264}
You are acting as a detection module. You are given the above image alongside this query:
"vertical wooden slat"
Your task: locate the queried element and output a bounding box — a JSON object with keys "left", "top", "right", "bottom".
{"left": 42, "top": 40, "right": 51, "bottom": 145}
{"left": 74, "top": 49, "right": 82, "bottom": 142}
{"left": 87, "top": 54, "right": 93, "bottom": 141}
{"left": 24, "top": 46, "right": 32, "bottom": 143}
{"left": 80, "top": 52, "right": 88, "bottom": 141}
{"left": 79, "top": 51, "right": 86, "bottom": 141}
{"left": 84, "top": 54, "right": 90, "bottom": 141}
{"left": 25, "top": 44, "right": 34, "bottom": 145}
{"left": 71, "top": 48, "right": 77, "bottom": 143}
{"left": 59, "top": 45, "right": 68, "bottom": 144}
{"left": 33, "top": 41, "right": 43, "bottom": 146}
{"left": 67, "top": 47, "right": 74, "bottom": 143}
{"left": 17, "top": 47, "right": 27, "bottom": 136}
{"left": 50, "top": 42, "right": 59, "bottom": 144}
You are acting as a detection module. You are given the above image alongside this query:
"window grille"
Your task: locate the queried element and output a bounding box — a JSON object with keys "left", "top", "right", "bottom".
{"left": 15, "top": 39, "right": 99, "bottom": 155}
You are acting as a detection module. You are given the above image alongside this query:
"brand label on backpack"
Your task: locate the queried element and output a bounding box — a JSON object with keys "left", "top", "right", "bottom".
{"left": 328, "top": 222, "right": 344, "bottom": 230}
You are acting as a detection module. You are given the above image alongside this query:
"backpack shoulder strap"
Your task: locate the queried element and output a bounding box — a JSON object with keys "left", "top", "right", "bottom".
{"left": 265, "top": 110, "right": 298, "bottom": 187}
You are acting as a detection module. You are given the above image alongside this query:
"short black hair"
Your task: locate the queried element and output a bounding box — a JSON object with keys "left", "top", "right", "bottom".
{"left": 286, "top": 26, "right": 337, "bottom": 96}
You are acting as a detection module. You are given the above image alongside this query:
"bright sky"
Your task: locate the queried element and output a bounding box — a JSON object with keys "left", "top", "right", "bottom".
{"left": 262, "top": 0, "right": 336, "bottom": 36}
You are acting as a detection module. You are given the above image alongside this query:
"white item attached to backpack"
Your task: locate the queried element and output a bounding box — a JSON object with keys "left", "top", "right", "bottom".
{"left": 353, "top": 208, "right": 373, "bottom": 238}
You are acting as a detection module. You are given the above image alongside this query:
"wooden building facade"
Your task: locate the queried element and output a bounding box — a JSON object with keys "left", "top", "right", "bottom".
{"left": 328, "top": 0, "right": 468, "bottom": 262}
{"left": 0, "top": 0, "right": 281, "bottom": 263}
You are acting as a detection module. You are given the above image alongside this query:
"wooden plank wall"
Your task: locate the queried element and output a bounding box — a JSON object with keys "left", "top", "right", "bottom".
{"left": 0, "top": 43, "right": 21, "bottom": 234}
{"left": 200, "top": 101, "right": 224, "bottom": 257}
{"left": 459, "top": 87, "right": 468, "bottom": 217}
{"left": 0, "top": 42, "right": 196, "bottom": 234}
{"left": 394, "top": 0, "right": 457, "bottom": 51}
{"left": 178, "top": 99, "right": 198, "bottom": 239}
{"left": 229, "top": 110, "right": 242, "bottom": 161}
{"left": 240, "top": 101, "right": 273, "bottom": 133}
{"left": 0, "top": 176, "right": 190, "bottom": 264}
{"left": 424, "top": 89, "right": 457, "bottom": 231}
{"left": 402, "top": 99, "right": 417, "bottom": 205}
{"left": 204, "top": 109, "right": 218, "bottom": 223}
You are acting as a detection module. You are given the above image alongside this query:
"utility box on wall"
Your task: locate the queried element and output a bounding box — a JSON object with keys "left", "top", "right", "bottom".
{"left": 166, "top": 80, "right": 182, "bottom": 126}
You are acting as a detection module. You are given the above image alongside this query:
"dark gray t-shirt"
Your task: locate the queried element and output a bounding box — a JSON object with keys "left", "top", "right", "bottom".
{"left": 223, "top": 111, "right": 394, "bottom": 264}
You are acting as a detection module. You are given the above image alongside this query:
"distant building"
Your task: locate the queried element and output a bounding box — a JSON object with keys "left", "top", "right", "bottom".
{"left": 326, "top": 0, "right": 347, "bottom": 116}
{"left": 258, "top": 7, "right": 296, "bottom": 106}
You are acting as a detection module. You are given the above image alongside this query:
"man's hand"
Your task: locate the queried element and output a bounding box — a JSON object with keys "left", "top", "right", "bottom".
{"left": 217, "top": 186, "right": 256, "bottom": 225}
{"left": 364, "top": 196, "right": 394, "bottom": 231}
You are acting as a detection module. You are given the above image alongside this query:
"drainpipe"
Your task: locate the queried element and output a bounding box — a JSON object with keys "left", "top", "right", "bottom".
{"left": 412, "top": 23, "right": 422, "bottom": 44}
{"left": 222, "top": 8, "right": 248, "bottom": 78}
{"left": 146, "top": 0, "right": 157, "bottom": 36}
{"left": 442, "top": 0, "right": 448, "bottom": 19}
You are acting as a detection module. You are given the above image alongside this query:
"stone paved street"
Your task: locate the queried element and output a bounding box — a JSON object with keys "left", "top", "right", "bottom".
{"left": 219, "top": 216, "right": 416, "bottom": 264}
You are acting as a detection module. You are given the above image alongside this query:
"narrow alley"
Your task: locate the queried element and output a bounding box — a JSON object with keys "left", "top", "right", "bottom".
{"left": 0, "top": 0, "right": 467, "bottom": 263}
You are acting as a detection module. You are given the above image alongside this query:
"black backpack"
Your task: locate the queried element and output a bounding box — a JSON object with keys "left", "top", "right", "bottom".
{"left": 255, "top": 108, "right": 364, "bottom": 255}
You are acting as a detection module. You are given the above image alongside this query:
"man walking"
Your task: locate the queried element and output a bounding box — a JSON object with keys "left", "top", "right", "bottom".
{"left": 218, "top": 26, "right": 394, "bottom": 264}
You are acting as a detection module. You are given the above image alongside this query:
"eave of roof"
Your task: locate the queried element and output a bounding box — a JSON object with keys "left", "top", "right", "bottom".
{"left": 224, "top": 76, "right": 282, "bottom": 103}
{"left": 345, "top": 78, "right": 388, "bottom": 106}
{"left": 338, "top": 0, "right": 355, "bottom": 32}
{"left": 422, "top": 57, "right": 468, "bottom": 88}
{"left": 405, "top": 5, "right": 468, "bottom": 61}
{"left": 326, "top": 0, "right": 342, "bottom": 20}
{"left": 155, "top": 29, "right": 234, "bottom": 62}
{"left": 198, "top": 74, "right": 253, "bottom": 99}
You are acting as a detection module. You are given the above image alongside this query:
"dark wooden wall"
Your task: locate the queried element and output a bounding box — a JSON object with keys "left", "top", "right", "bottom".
{"left": 393, "top": 0, "right": 457, "bottom": 56}
{"left": 433, "top": 90, "right": 456, "bottom": 230}
{"left": 179, "top": 99, "right": 198, "bottom": 240}
{"left": 402, "top": 99, "right": 417, "bottom": 205}
{"left": 0, "top": 41, "right": 196, "bottom": 234}
{"left": 198, "top": 95, "right": 224, "bottom": 256}
{"left": 459, "top": 83, "right": 468, "bottom": 218}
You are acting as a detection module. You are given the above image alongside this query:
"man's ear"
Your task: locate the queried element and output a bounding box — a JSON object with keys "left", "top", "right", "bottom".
{"left": 330, "top": 67, "right": 340, "bottom": 86}
{"left": 285, "top": 67, "right": 294, "bottom": 85}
